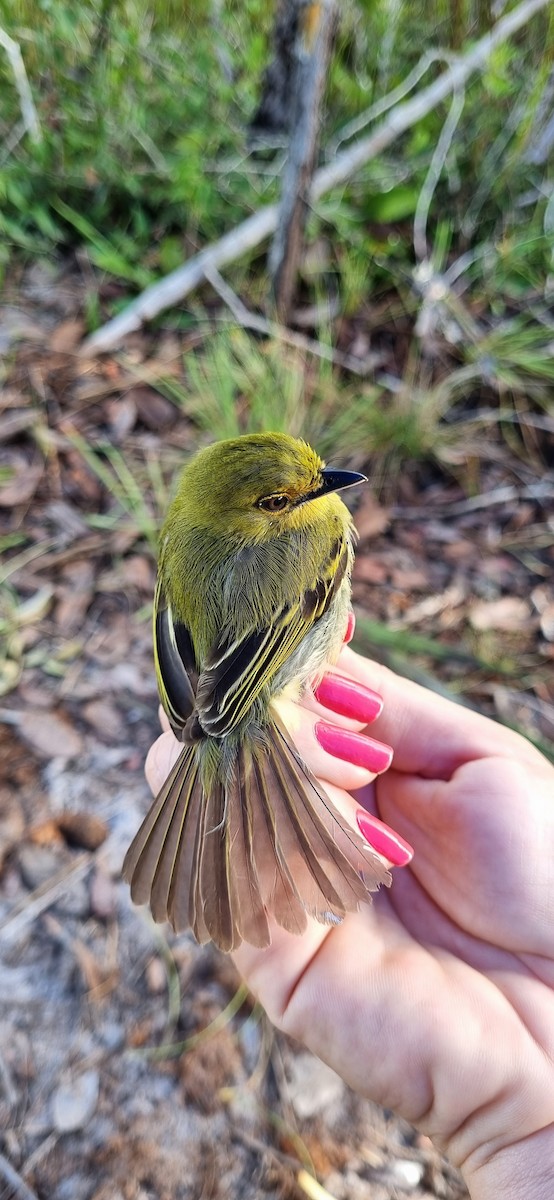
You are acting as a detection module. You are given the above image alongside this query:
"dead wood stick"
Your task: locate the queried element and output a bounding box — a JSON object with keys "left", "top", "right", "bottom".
{"left": 269, "top": 0, "right": 337, "bottom": 321}
{"left": 82, "top": 0, "right": 550, "bottom": 355}
{"left": 0, "top": 854, "right": 91, "bottom": 940}
{"left": 204, "top": 262, "right": 375, "bottom": 373}
{"left": 0, "top": 26, "right": 42, "bottom": 146}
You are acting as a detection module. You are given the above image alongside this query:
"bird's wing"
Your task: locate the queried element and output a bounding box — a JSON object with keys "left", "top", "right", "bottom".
{"left": 154, "top": 576, "right": 198, "bottom": 732}
{"left": 194, "top": 537, "right": 349, "bottom": 738}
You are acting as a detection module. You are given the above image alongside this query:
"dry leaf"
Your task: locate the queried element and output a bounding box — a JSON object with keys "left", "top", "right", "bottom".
{"left": 399, "top": 584, "right": 466, "bottom": 627}
{"left": 55, "top": 560, "right": 95, "bottom": 632}
{"left": 90, "top": 867, "right": 118, "bottom": 919}
{"left": 52, "top": 1069, "right": 99, "bottom": 1132}
{"left": 354, "top": 492, "right": 390, "bottom": 540}
{"left": 133, "top": 387, "right": 177, "bottom": 430}
{"left": 120, "top": 554, "right": 154, "bottom": 591}
{"left": 50, "top": 319, "right": 84, "bottom": 353}
{"left": 390, "top": 566, "right": 429, "bottom": 590}
{"left": 352, "top": 556, "right": 388, "bottom": 584}
{"left": 56, "top": 810, "right": 108, "bottom": 850}
{"left": 106, "top": 395, "right": 137, "bottom": 441}
{"left": 17, "top": 708, "right": 84, "bottom": 759}
{"left": 539, "top": 604, "right": 554, "bottom": 642}
{"left": 0, "top": 455, "right": 43, "bottom": 506}
{"left": 82, "top": 698, "right": 125, "bottom": 742}
{"left": 0, "top": 787, "right": 25, "bottom": 867}
{"left": 29, "top": 818, "right": 66, "bottom": 847}
{"left": 469, "top": 596, "right": 532, "bottom": 632}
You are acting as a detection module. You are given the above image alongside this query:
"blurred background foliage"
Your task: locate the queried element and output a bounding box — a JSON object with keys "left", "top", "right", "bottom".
{"left": 0, "top": 0, "right": 552, "bottom": 283}
{"left": 0, "top": 0, "right": 552, "bottom": 486}
{"left": 0, "top": 0, "right": 553, "bottom": 733}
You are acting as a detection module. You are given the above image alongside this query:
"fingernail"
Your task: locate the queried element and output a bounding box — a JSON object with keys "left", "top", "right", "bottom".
{"left": 315, "top": 722, "right": 393, "bottom": 774}
{"left": 344, "top": 611, "right": 356, "bottom": 644}
{"left": 356, "top": 811, "right": 414, "bottom": 867}
{"left": 314, "top": 673, "right": 383, "bottom": 723}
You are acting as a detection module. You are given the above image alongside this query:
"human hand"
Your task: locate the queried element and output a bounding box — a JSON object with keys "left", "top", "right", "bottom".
{"left": 145, "top": 647, "right": 554, "bottom": 1198}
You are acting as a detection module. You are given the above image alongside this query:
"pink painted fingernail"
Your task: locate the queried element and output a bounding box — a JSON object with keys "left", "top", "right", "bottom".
{"left": 344, "top": 611, "right": 356, "bottom": 643}
{"left": 314, "top": 673, "right": 383, "bottom": 723}
{"left": 356, "top": 811, "right": 414, "bottom": 867}
{"left": 315, "top": 722, "right": 393, "bottom": 774}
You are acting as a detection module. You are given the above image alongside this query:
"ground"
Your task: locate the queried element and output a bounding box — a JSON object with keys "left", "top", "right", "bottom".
{"left": 0, "top": 259, "right": 552, "bottom": 1200}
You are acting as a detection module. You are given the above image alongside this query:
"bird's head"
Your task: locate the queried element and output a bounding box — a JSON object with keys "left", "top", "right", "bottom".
{"left": 170, "top": 432, "right": 365, "bottom": 542}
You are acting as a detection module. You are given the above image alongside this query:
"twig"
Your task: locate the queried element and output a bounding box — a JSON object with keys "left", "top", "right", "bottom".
{"left": 389, "top": 479, "right": 554, "bottom": 518}
{"left": 82, "top": 0, "right": 551, "bottom": 354}
{"left": 269, "top": 0, "right": 337, "bottom": 320}
{"left": 413, "top": 84, "right": 465, "bottom": 261}
{"left": 0, "top": 1049, "right": 17, "bottom": 1110}
{"left": 0, "top": 855, "right": 91, "bottom": 941}
{"left": 20, "top": 1136, "right": 59, "bottom": 1181}
{"left": 329, "top": 48, "right": 453, "bottom": 155}
{"left": 0, "top": 1151, "right": 40, "bottom": 1200}
{"left": 0, "top": 27, "right": 41, "bottom": 145}
{"left": 204, "top": 264, "right": 377, "bottom": 374}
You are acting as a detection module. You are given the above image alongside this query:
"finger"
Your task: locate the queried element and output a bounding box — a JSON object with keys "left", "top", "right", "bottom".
{"left": 305, "top": 671, "right": 383, "bottom": 728}
{"left": 339, "top": 646, "right": 544, "bottom": 776}
{"left": 275, "top": 696, "right": 393, "bottom": 792}
{"left": 158, "top": 706, "right": 171, "bottom": 733}
{"left": 144, "top": 723, "right": 410, "bottom": 869}
{"left": 145, "top": 729, "right": 181, "bottom": 793}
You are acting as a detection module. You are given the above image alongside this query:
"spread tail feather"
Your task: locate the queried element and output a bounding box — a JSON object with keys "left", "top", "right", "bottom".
{"left": 123, "top": 719, "right": 390, "bottom": 952}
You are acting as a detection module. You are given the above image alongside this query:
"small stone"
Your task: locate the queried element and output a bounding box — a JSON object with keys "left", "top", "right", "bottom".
{"left": 52, "top": 1069, "right": 99, "bottom": 1132}
{"left": 390, "top": 1159, "right": 425, "bottom": 1188}
{"left": 18, "top": 844, "right": 63, "bottom": 890}
{"left": 54, "top": 877, "right": 90, "bottom": 919}
{"left": 469, "top": 596, "right": 532, "bottom": 632}
{"left": 89, "top": 868, "right": 118, "bottom": 920}
{"left": 287, "top": 1052, "right": 345, "bottom": 1120}
{"left": 146, "top": 956, "right": 167, "bottom": 995}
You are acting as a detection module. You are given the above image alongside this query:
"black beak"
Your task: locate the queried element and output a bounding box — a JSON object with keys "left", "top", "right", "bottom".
{"left": 319, "top": 467, "right": 367, "bottom": 495}
{"left": 297, "top": 467, "right": 367, "bottom": 506}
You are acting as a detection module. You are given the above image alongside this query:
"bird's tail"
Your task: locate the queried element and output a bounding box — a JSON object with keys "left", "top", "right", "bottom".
{"left": 123, "top": 717, "right": 390, "bottom": 952}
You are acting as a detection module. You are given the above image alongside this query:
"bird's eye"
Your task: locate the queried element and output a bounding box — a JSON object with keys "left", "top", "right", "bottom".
{"left": 258, "top": 494, "right": 289, "bottom": 513}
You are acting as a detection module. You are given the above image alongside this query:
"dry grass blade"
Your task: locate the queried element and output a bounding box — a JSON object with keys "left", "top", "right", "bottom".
{"left": 0, "top": 854, "right": 91, "bottom": 940}
{"left": 297, "top": 1170, "right": 339, "bottom": 1200}
{"left": 0, "top": 1150, "right": 40, "bottom": 1200}
{"left": 138, "top": 982, "right": 250, "bottom": 1061}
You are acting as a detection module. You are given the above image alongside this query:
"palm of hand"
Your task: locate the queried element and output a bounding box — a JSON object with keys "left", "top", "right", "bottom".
{"left": 236, "top": 676, "right": 554, "bottom": 1174}
{"left": 145, "top": 650, "right": 554, "bottom": 1178}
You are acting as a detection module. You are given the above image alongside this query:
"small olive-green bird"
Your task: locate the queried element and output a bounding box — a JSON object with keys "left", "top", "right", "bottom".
{"left": 123, "top": 433, "right": 389, "bottom": 951}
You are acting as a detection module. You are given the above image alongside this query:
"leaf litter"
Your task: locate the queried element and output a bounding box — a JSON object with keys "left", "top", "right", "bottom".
{"left": 0, "top": 260, "right": 552, "bottom": 1199}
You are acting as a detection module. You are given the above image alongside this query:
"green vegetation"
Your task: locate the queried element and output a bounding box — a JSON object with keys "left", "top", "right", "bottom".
{"left": 0, "top": 0, "right": 552, "bottom": 747}
{"left": 2, "top": 0, "right": 552, "bottom": 487}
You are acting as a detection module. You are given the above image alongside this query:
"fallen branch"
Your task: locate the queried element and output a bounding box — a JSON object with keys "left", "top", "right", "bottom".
{"left": 82, "top": 0, "right": 550, "bottom": 354}
{"left": 0, "top": 1152, "right": 40, "bottom": 1200}
{"left": 269, "top": 0, "right": 337, "bottom": 320}
{"left": 204, "top": 263, "right": 377, "bottom": 374}
{"left": 0, "top": 26, "right": 41, "bottom": 147}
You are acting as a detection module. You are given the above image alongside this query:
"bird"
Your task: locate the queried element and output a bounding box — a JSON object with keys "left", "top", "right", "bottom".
{"left": 123, "top": 432, "right": 390, "bottom": 951}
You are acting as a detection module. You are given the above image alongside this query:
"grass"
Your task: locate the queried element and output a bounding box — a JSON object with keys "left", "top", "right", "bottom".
{"left": 65, "top": 431, "right": 165, "bottom": 548}
{"left": 1, "top": 0, "right": 552, "bottom": 712}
